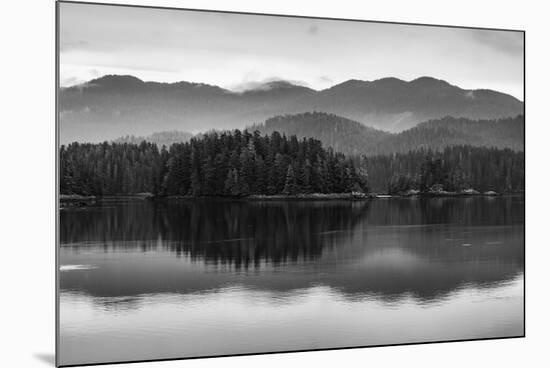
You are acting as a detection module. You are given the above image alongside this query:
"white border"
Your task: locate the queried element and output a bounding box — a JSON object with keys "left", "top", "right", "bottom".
{"left": 2, "top": 1, "right": 548, "bottom": 367}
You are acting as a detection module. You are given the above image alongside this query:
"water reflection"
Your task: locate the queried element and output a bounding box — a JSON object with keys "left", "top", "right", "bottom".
{"left": 59, "top": 197, "right": 524, "bottom": 366}
{"left": 60, "top": 197, "right": 524, "bottom": 304}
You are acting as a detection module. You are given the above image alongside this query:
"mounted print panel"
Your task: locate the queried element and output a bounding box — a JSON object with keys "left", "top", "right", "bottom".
{"left": 56, "top": 1, "right": 525, "bottom": 366}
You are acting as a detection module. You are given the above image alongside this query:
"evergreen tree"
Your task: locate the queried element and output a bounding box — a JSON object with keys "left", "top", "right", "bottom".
{"left": 301, "top": 159, "right": 313, "bottom": 193}
{"left": 283, "top": 164, "right": 298, "bottom": 195}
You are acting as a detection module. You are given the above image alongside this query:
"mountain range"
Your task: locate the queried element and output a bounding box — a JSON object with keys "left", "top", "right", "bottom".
{"left": 111, "top": 112, "right": 524, "bottom": 156}
{"left": 59, "top": 74, "right": 523, "bottom": 143}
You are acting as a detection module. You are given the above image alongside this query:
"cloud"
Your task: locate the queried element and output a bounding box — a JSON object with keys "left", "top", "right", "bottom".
{"left": 470, "top": 30, "right": 523, "bottom": 56}
{"left": 60, "top": 68, "right": 101, "bottom": 87}
{"left": 58, "top": 2, "right": 523, "bottom": 99}
{"left": 61, "top": 76, "right": 83, "bottom": 86}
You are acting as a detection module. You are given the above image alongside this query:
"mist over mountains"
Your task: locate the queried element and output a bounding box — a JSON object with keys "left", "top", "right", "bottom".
{"left": 59, "top": 74, "right": 523, "bottom": 144}
{"left": 114, "top": 131, "right": 194, "bottom": 147}
{"left": 116, "top": 112, "right": 523, "bottom": 156}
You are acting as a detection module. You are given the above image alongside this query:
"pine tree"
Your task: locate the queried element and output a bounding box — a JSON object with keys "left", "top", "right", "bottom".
{"left": 203, "top": 156, "right": 216, "bottom": 195}
{"left": 224, "top": 168, "right": 241, "bottom": 196}
{"left": 190, "top": 168, "right": 201, "bottom": 196}
{"left": 283, "top": 164, "right": 298, "bottom": 195}
{"left": 301, "top": 159, "right": 312, "bottom": 193}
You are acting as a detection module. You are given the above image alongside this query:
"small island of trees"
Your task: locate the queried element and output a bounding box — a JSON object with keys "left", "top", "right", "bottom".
{"left": 60, "top": 130, "right": 367, "bottom": 197}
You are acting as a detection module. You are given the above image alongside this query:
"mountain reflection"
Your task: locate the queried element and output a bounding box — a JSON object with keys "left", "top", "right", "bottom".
{"left": 60, "top": 197, "right": 524, "bottom": 305}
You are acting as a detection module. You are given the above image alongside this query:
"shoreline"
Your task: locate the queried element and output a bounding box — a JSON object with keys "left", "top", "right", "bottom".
{"left": 60, "top": 191, "right": 524, "bottom": 205}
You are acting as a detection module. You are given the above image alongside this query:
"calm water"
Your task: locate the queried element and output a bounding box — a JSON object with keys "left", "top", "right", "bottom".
{"left": 58, "top": 197, "right": 524, "bottom": 366}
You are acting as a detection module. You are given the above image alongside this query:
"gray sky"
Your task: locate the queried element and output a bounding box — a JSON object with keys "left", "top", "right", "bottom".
{"left": 59, "top": 2, "right": 524, "bottom": 99}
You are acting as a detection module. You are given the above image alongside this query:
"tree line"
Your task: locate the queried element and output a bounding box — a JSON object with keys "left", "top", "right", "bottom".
{"left": 60, "top": 130, "right": 367, "bottom": 196}
{"left": 360, "top": 145, "right": 524, "bottom": 194}
{"left": 60, "top": 130, "right": 524, "bottom": 197}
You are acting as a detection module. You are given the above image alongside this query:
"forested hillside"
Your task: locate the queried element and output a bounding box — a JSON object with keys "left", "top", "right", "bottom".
{"left": 249, "top": 112, "right": 390, "bottom": 156}
{"left": 360, "top": 145, "right": 524, "bottom": 194}
{"left": 249, "top": 112, "right": 523, "bottom": 156}
{"left": 372, "top": 115, "right": 524, "bottom": 155}
{"left": 60, "top": 130, "right": 367, "bottom": 196}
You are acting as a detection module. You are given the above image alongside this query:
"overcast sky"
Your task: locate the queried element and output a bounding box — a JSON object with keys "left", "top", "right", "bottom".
{"left": 59, "top": 2, "right": 524, "bottom": 99}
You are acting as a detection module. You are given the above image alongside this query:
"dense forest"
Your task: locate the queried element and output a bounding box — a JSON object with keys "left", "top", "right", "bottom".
{"left": 360, "top": 145, "right": 524, "bottom": 194}
{"left": 60, "top": 129, "right": 524, "bottom": 197}
{"left": 60, "top": 130, "right": 367, "bottom": 196}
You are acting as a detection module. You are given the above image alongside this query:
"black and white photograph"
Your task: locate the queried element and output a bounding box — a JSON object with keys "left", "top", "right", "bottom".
{"left": 56, "top": 1, "right": 524, "bottom": 366}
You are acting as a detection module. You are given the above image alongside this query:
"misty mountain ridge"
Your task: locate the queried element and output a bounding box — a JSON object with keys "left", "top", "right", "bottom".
{"left": 249, "top": 112, "right": 524, "bottom": 156}
{"left": 59, "top": 74, "right": 523, "bottom": 144}
{"left": 110, "top": 112, "right": 523, "bottom": 157}
{"left": 234, "top": 79, "right": 314, "bottom": 93}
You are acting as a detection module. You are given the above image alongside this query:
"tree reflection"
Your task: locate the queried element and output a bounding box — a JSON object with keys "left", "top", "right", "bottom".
{"left": 60, "top": 197, "right": 524, "bottom": 304}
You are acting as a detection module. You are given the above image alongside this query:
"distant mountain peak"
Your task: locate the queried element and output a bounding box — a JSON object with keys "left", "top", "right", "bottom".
{"left": 263, "top": 80, "right": 301, "bottom": 89}
{"left": 410, "top": 76, "right": 452, "bottom": 88}
{"left": 326, "top": 79, "right": 369, "bottom": 90}
{"left": 237, "top": 79, "right": 312, "bottom": 93}
{"left": 372, "top": 77, "right": 406, "bottom": 84}
{"left": 87, "top": 74, "right": 145, "bottom": 88}
{"left": 330, "top": 76, "right": 454, "bottom": 90}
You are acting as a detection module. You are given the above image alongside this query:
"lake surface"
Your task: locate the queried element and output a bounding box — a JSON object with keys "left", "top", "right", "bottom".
{"left": 58, "top": 196, "right": 524, "bottom": 366}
